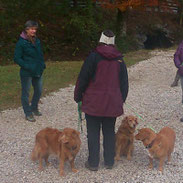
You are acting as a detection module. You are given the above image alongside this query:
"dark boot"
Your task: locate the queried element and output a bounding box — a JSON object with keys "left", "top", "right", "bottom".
{"left": 26, "top": 114, "right": 36, "bottom": 122}
{"left": 171, "top": 71, "right": 180, "bottom": 87}
{"left": 85, "top": 161, "right": 98, "bottom": 171}
{"left": 32, "top": 109, "right": 42, "bottom": 116}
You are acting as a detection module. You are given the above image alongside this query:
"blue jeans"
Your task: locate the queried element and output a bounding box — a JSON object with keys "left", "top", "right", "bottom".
{"left": 20, "top": 76, "right": 42, "bottom": 116}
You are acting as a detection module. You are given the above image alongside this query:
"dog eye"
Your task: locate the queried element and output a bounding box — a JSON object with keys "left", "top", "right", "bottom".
{"left": 72, "top": 146, "right": 77, "bottom": 150}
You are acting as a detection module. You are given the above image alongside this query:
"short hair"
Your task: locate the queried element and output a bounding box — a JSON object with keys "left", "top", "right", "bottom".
{"left": 25, "top": 20, "right": 39, "bottom": 30}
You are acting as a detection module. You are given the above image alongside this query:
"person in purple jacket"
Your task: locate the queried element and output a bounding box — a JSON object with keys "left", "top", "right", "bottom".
{"left": 174, "top": 41, "right": 183, "bottom": 122}
{"left": 74, "top": 30, "right": 129, "bottom": 170}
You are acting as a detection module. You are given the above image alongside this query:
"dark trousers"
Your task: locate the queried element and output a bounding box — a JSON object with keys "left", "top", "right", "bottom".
{"left": 20, "top": 75, "right": 42, "bottom": 116}
{"left": 85, "top": 114, "right": 116, "bottom": 167}
{"left": 172, "top": 70, "right": 180, "bottom": 85}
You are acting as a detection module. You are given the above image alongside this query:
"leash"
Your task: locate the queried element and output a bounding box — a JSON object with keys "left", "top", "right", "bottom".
{"left": 125, "top": 103, "right": 156, "bottom": 133}
{"left": 77, "top": 102, "right": 83, "bottom": 133}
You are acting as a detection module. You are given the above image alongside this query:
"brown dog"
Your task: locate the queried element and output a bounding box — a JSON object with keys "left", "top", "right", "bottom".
{"left": 135, "top": 128, "right": 157, "bottom": 148}
{"left": 115, "top": 115, "right": 138, "bottom": 161}
{"left": 31, "top": 127, "right": 81, "bottom": 176}
{"left": 135, "top": 127, "right": 176, "bottom": 172}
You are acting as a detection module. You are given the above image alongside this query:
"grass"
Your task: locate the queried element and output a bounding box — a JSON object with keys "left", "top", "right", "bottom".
{"left": 0, "top": 49, "right": 152, "bottom": 112}
{"left": 124, "top": 49, "right": 151, "bottom": 67}
{"left": 0, "top": 62, "right": 82, "bottom": 111}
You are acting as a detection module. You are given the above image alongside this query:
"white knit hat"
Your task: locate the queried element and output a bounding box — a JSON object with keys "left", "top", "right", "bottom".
{"left": 99, "top": 31, "right": 115, "bottom": 45}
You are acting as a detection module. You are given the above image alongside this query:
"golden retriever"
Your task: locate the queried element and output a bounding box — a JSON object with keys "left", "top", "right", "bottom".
{"left": 115, "top": 115, "right": 138, "bottom": 161}
{"left": 135, "top": 127, "right": 176, "bottom": 172}
{"left": 31, "top": 127, "right": 81, "bottom": 176}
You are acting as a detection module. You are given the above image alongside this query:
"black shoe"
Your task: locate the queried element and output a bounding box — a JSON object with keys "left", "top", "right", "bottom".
{"left": 26, "top": 114, "right": 36, "bottom": 122}
{"left": 85, "top": 161, "right": 98, "bottom": 171}
{"left": 104, "top": 162, "right": 113, "bottom": 169}
{"left": 32, "top": 110, "right": 42, "bottom": 116}
{"left": 171, "top": 83, "right": 178, "bottom": 87}
{"left": 180, "top": 117, "right": 183, "bottom": 122}
{"left": 105, "top": 164, "right": 113, "bottom": 169}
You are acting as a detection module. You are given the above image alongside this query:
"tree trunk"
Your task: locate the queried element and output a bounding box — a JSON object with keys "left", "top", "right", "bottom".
{"left": 73, "top": 0, "right": 78, "bottom": 7}
{"left": 178, "top": 1, "right": 183, "bottom": 26}
{"left": 116, "top": 9, "right": 128, "bottom": 37}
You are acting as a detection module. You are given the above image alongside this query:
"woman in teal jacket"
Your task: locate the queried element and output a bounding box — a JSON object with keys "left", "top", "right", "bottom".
{"left": 14, "top": 20, "right": 46, "bottom": 122}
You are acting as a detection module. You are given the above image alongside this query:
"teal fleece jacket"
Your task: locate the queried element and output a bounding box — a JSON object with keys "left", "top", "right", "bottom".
{"left": 14, "top": 31, "right": 46, "bottom": 77}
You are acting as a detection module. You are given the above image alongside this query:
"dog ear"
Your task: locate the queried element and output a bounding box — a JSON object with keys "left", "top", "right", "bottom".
{"left": 124, "top": 116, "right": 128, "bottom": 121}
{"left": 135, "top": 118, "right": 138, "bottom": 125}
{"left": 58, "top": 134, "right": 69, "bottom": 144}
{"left": 158, "top": 142, "right": 162, "bottom": 147}
{"left": 120, "top": 116, "right": 127, "bottom": 127}
{"left": 72, "top": 130, "right": 80, "bottom": 137}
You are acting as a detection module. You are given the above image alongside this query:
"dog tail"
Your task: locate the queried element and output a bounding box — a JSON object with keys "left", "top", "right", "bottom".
{"left": 31, "top": 143, "right": 40, "bottom": 161}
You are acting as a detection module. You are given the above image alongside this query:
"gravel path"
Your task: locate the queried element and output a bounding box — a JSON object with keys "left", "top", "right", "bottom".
{"left": 1, "top": 50, "right": 183, "bottom": 183}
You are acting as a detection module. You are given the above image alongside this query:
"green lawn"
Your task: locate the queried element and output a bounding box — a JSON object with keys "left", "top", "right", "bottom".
{"left": 0, "top": 49, "right": 152, "bottom": 111}
{"left": 0, "top": 61, "right": 82, "bottom": 111}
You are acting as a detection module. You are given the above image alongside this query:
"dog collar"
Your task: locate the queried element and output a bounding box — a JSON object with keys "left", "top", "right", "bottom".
{"left": 146, "top": 139, "right": 155, "bottom": 149}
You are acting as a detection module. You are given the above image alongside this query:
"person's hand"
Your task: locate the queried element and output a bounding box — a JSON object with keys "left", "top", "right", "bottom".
{"left": 180, "top": 63, "right": 183, "bottom": 67}
{"left": 78, "top": 101, "right": 82, "bottom": 109}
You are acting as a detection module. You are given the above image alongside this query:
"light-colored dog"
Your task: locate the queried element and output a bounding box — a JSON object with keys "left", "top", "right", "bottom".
{"left": 135, "top": 127, "right": 176, "bottom": 172}
{"left": 31, "top": 127, "right": 81, "bottom": 176}
{"left": 115, "top": 115, "right": 138, "bottom": 161}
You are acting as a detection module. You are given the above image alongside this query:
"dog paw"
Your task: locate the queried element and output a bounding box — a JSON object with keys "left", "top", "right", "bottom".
{"left": 39, "top": 167, "right": 44, "bottom": 171}
{"left": 158, "top": 170, "right": 163, "bottom": 174}
{"left": 114, "top": 156, "right": 120, "bottom": 161}
{"left": 148, "top": 164, "right": 153, "bottom": 170}
{"left": 46, "top": 162, "right": 50, "bottom": 166}
{"left": 158, "top": 167, "right": 163, "bottom": 172}
{"left": 60, "top": 171, "right": 65, "bottom": 176}
{"left": 127, "top": 156, "right": 132, "bottom": 161}
{"left": 72, "top": 168, "right": 78, "bottom": 173}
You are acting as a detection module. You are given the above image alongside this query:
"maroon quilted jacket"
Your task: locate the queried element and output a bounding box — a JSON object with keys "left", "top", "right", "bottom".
{"left": 74, "top": 45, "right": 128, "bottom": 117}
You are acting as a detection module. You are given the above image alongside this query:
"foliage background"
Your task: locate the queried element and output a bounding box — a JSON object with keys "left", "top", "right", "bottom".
{"left": 0, "top": 0, "right": 183, "bottom": 65}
